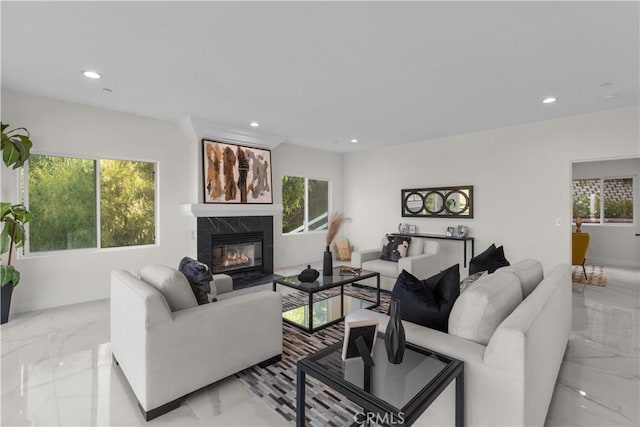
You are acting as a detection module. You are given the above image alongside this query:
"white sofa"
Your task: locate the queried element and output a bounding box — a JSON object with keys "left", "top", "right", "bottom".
{"left": 351, "top": 237, "right": 441, "bottom": 291}
{"left": 110, "top": 265, "right": 282, "bottom": 420}
{"left": 346, "top": 259, "right": 571, "bottom": 426}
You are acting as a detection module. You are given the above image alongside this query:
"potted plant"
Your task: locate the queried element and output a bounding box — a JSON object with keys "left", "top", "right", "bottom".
{"left": 1, "top": 122, "right": 34, "bottom": 324}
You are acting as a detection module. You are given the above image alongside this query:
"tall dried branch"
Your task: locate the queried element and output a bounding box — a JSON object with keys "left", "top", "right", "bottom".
{"left": 326, "top": 212, "right": 344, "bottom": 246}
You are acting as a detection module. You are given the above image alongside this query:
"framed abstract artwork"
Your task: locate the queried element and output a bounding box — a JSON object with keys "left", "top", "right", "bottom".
{"left": 202, "top": 139, "right": 273, "bottom": 204}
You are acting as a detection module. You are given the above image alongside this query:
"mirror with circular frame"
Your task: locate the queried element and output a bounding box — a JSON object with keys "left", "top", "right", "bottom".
{"left": 404, "top": 192, "right": 425, "bottom": 214}
{"left": 401, "top": 186, "right": 473, "bottom": 218}
{"left": 424, "top": 191, "right": 445, "bottom": 214}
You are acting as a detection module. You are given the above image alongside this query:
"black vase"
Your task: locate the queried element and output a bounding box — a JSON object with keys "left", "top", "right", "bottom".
{"left": 385, "top": 299, "right": 406, "bottom": 364}
{"left": 1, "top": 282, "right": 14, "bottom": 325}
{"left": 323, "top": 246, "right": 333, "bottom": 276}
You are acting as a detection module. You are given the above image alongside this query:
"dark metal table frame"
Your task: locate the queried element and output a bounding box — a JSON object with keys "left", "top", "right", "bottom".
{"left": 296, "top": 338, "right": 464, "bottom": 427}
{"left": 272, "top": 268, "right": 381, "bottom": 333}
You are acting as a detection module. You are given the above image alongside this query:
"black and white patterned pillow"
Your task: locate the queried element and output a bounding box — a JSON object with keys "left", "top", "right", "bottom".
{"left": 380, "top": 234, "right": 412, "bottom": 262}
{"left": 459, "top": 271, "right": 488, "bottom": 293}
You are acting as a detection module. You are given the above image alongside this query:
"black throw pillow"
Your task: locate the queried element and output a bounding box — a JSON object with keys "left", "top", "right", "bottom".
{"left": 469, "top": 244, "right": 510, "bottom": 274}
{"left": 486, "top": 246, "right": 510, "bottom": 273}
{"left": 468, "top": 244, "right": 497, "bottom": 274}
{"left": 178, "top": 257, "right": 212, "bottom": 305}
{"left": 390, "top": 269, "right": 438, "bottom": 326}
{"left": 469, "top": 244, "right": 511, "bottom": 275}
{"left": 422, "top": 264, "right": 460, "bottom": 332}
{"left": 390, "top": 264, "right": 460, "bottom": 333}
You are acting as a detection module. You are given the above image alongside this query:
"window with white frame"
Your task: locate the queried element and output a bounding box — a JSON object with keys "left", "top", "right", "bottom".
{"left": 572, "top": 177, "right": 634, "bottom": 224}
{"left": 282, "top": 175, "right": 329, "bottom": 234}
{"left": 25, "top": 154, "right": 156, "bottom": 253}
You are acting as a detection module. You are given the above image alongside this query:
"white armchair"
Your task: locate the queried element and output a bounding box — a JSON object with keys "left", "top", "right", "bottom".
{"left": 351, "top": 237, "right": 441, "bottom": 291}
{"left": 110, "top": 266, "right": 282, "bottom": 420}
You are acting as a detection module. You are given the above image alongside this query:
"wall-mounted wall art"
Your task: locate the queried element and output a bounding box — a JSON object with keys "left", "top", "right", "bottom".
{"left": 401, "top": 185, "right": 473, "bottom": 218}
{"left": 202, "top": 139, "right": 273, "bottom": 204}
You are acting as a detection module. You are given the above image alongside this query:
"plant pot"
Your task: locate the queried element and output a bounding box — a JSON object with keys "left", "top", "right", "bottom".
{"left": 323, "top": 246, "right": 333, "bottom": 276}
{"left": 1, "top": 282, "right": 14, "bottom": 324}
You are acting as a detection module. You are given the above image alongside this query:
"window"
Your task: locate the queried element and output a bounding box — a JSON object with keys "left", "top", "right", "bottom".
{"left": 25, "top": 154, "right": 156, "bottom": 253}
{"left": 572, "top": 179, "right": 601, "bottom": 224}
{"left": 282, "top": 175, "right": 329, "bottom": 234}
{"left": 572, "top": 177, "right": 634, "bottom": 225}
{"left": 603, "top": 178, "right": 634, "bottom": 223}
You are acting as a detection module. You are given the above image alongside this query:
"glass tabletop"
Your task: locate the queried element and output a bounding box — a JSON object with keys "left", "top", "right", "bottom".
{"left": 275, "top": 267, "right": 378, "bottom": 292}
{"left": 307, "top": 335, "right": 453, "bottom": 409}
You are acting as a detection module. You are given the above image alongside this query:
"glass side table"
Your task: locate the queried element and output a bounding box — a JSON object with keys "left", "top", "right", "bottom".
{"left": 296, "top": 333, "right": 464, "bottom": 426}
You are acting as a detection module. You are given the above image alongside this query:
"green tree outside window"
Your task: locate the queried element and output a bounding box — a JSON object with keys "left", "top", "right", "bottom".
{"left": 27, "top": 155, "right": 156, "bottom": 252}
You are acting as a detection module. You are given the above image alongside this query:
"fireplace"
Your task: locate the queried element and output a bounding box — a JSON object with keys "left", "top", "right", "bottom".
{"left": 197, "top": 216, "right": 274, "bottom": 278}
{"left": 211, "top": 232, "right": 263, "bottom": 275}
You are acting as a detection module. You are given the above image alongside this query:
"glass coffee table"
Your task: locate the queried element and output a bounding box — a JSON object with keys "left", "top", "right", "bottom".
{"left": 272, "top": 267, "right": 380, "bottom": 333}
{"left": 296, "top": 334, "right": 464, "bottom": 426}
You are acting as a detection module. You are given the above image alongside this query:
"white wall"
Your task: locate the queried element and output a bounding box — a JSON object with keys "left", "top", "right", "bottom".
{"left": 2, "top": 90, "right": 637, "bottom": 312}
{"left": 343, "top": 106, "right": 640, "bottom": 275}
{"left": 1, "top": 92, "right": 192, "bottom": 313}
{"left": 271, "top": 143, "right": 344, "bottom": 268}
{"left": 573, "top": 158, "right": 640, "bottom": 267}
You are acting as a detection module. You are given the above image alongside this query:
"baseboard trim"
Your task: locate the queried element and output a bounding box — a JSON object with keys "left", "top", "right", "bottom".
{"left": 586, "top": 257, "right": 640, "bottom": 268}
{"left": 11, "top": 294, "right": 108, "bottom": 315}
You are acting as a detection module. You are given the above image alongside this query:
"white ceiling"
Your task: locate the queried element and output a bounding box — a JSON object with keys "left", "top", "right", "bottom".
{"left": 2, "top": 1, "right": 638, "bottom": 153}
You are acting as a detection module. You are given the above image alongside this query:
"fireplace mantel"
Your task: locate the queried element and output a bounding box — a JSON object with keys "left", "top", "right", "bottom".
{"left": 181, "top": 203, "right": 283, "bottom": 217}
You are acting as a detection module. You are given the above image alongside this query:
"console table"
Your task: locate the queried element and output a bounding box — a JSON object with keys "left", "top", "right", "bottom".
{"left": 392, "top": 233, "right": 475, "bottom": 267}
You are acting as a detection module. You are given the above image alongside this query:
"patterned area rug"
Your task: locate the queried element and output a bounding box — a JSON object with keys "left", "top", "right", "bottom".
{"left": 572, "top": 264, "right": 607, "bottom": 286}
{"left": 236, "top": 285, "right": 390, "bottom": 426}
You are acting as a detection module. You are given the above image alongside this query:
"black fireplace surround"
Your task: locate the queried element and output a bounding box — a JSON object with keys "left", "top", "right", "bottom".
{"left": 197, "top": 216, "right": 274, "bottom": 277}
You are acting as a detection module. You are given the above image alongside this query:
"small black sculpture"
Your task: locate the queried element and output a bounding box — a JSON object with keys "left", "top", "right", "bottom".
{"left": 298, "top": 265, "right": 320, "bottom": 282}
{"left": 385, "top": 299, "right": 406, "bottom": 364}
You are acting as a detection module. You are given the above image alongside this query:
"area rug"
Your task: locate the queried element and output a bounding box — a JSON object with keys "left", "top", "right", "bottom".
{"left": 236, "top": 285, "right": 391, "bottom": 427}
{"left": 572, "top": 264, "right": 606, "bottom": 287}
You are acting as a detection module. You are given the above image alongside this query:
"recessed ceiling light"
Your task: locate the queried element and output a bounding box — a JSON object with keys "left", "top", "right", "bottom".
{"left": 350, "top": 139, "right": 358, "bottom": 144}
{"left": 82, "top": 70, "right": 102, "bottom": 79}
{"left": 542, "top": 97, "right": 557, "bottom": 104}
{"left": 250, "top": 122, "right": 260, "bottom": 127}
{"left": 102, "top": 88, "right": 112, "bottom": 94}
{"left": 579, "top": 390, "right": 587, "bottom": 396}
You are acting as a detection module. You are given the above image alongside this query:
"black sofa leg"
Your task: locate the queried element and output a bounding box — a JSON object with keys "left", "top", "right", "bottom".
{"left": 112, "top": 355, "right": 119, "bottom": 366}
{"left": 582, "top": 260, "right": 588, "bottom": 280}
{"left": 258, "top": 354, "right": 282, "bottom": 368}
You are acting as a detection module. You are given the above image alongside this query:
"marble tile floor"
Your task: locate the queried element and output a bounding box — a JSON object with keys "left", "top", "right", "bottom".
{"left": 546, "top": 265, "right": 639, "bottom": 427}
{"left": 1, "top": 264, "right": 638, "bottom": 427}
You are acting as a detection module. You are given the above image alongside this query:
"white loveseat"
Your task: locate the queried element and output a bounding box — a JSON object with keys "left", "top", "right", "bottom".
{"left": 351, "top": 237, "right": 441, "bottom": 291}
{"left": 110, "top": 265, "right": 283, "bottom": 420}
{"left": 346, "top": 259, "right": 571, "bottom": 426}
